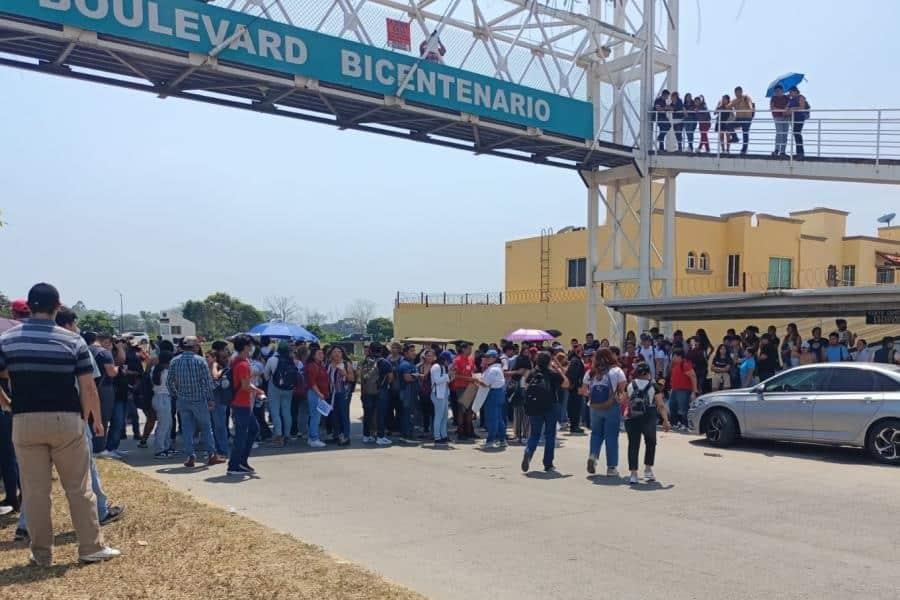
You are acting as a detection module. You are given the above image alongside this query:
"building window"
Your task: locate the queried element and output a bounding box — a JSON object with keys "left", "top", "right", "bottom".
{"left": 877, "top": 267, "right": 896, "bottom": 285}
{"left": 567, "top": 258, "right": 587, "bottom": 288}
{"left": 699, "top": 252, "right": 710, "bottom": 271}
{"left": 727, "top": 254, "right": 741, "bottom": 288}
{"left": 686, "top": 251, "right": 697, "bottom": 270}
{"left": 768, "top": 257, "right": 793, "bottom": 289}
{"left": 171, "top": 325, "right": 182, "bottom": 335}
{"left": 841, "top": 265, "right": 856, "bottom": 287}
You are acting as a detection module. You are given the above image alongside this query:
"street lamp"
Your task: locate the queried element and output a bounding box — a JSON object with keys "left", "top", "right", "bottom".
{"left": 114, "top": 289, "right": 124, "bottom": 333}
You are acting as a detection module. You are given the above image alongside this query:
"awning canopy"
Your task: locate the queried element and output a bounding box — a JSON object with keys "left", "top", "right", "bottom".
{"left": 604, "top": 286, "right": 900, "bottom": 321}
{"left": 877, "top": 252, "right": 900, "bottom": 266}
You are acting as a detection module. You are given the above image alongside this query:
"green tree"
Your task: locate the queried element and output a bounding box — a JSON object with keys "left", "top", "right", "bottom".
{"left": 78, "top": 310, "right": 116, "bottom": 334}
{"left": 0, "top": 292, "right": 10, "bottom": 318}
{"left": 366, "top": 317, "right": 394, "bottom": 342}
{"left": 181, "top": 293, "right": 263, "bottom": 339}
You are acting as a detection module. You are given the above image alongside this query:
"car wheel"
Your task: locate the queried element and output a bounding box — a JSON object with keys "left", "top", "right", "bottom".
{"left": 704, "top": 408, "right": 737, "bottom": 447}
{"left": 867, "top": 419, "right": 900, "bottom": 465}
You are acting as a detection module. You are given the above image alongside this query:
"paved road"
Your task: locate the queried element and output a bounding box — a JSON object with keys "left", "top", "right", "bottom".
{"left": 127, "top": 407, "right": 900, "bottom": 600}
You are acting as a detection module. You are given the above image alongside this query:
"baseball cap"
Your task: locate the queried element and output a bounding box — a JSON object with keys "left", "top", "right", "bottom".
{"left": 11, "top": 299, "right": 30, "bottom": 316}
{"left": 181, "top": 336, "right": 200, "bottom": 348}
{"left": 484, "top": 349, "right": 499, "bottom": 359}
{"left": 439, "top": 351, "right": 454, "bottom": 363}
{"left": 26, "top": 283, "right": 60, "bottom": 314}
{"left": 634, "top": 363, "right": 651, "bottom": 377}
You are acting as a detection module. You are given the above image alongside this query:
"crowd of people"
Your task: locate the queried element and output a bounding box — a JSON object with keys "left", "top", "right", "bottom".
{"left": 652, "top": 85, "right": 811, "bottom": 157}
{"left": 1, "top": 282, "right": 896, "bottom": 564}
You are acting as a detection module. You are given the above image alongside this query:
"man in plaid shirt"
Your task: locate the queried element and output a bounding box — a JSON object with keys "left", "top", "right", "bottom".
{"left": 166, "top": 337, "right": 223, "bottom": 468}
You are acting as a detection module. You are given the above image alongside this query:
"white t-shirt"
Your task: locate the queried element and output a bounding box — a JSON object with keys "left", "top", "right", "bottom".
{"left": 430, "top": 363, "right": 451, "bottom": 399}
{"left": 264, "top": 355, "right": 279, "bottom": 379}
{"left": 583, "top": 366, "right": 627, "bottom": 390}
{"left": 482, "top": 363, "right": 506, "bottom": 389}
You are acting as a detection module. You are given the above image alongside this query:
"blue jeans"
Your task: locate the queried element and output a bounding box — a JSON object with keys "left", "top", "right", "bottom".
{"left": 179, "top": 402, "right": 216, "bottom": 458}
{"left": 774, "top": 118, "right": 789, "bottom": 154}
{"left": 211, "top": 402, "right": 229, "bottom": 455}
{"left": 376, "top": 388, "right": 390, "bottom": 438}
{"left": 93, "top": 384, "right": 115, "bottom": 453}
{"left": 152, "top": 393, "right": 173, "bottom": 454}
{"left": 432, "top": 393, "right": 449, "bottom": 440}
{"left": 669, "top": 389, "right": 692, "bottom": 427}
{"left": 484, "top": 387, "right": 507, "bottom": 443}
{"left": 267, "top": 384, "right": 293, "bottom": 438}
{"left": 399, "top": 386, "right": 416, "bottom": 438}
{"left": 307, "top": 390, "right": 323, "bottom": 442}
{"left": 557, "top": 389, "right": 569, "bottom": 424}
{"left": 589, "top": 405, "right": 621, "bottom": 468}
{"left": 332, "top": 390, "right": 351, "bottom": 439}
{"left": 228, "top": 407, "right": 259, "bottom": 470}
{"left": 0, "top": 411, "right": 19, "bottom": 504}
{"left": 525, "top": 405, "right": 558, "bottom": 468}
{"left": 105, "top": 401, "right": 127, "bottom": 452}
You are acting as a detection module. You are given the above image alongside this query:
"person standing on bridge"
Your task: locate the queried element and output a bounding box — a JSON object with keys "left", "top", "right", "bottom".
{"left": 695, "top": 95, "right": 711, "bottom": 152}
{"left": 670, "top": 91, "right": 685, "bottom": 151}
{"left": 715, "top": 94, "right": 734, "bottom": 153}
{"left": 786, "top": 86, "right": 809, "bottom": 158}
{"left": 682, "top": 93, "right": 697, "bottom": 152}
{"left": 419, "top": 32, "right": 446, "bottom": 64}
{"left": 652, "top": 90, "right": 671, "bottom": 152}
{"left": 728, "top": 86, "right": 755, "bottom": 155}
{"left": 770, "top": 84, "right": 790, "bottom": 157}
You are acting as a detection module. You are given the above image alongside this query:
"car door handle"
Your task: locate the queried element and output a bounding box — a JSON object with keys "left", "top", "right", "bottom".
{"left": 864, "top": 397, "right": 874, "bottom": 404}
{"left": 800, "top": 398, "right": 813, "bottom": 404}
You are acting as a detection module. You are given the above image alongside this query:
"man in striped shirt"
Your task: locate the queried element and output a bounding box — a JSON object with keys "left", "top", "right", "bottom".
{"left": 166, "top": 336, "right": 222, "bottom": 468}
{"left": 0, "top": 283, "right": 120, "bottom": 565}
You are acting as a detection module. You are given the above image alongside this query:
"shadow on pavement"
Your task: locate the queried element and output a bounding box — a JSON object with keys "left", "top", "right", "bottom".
{"left": 587, "top": 474, "right": 627, "bottom": 486}
{"left": 524, "top": 470, "right": 573, "bottom": 480}
{"left": 687, "top": 437, "right": 895, "bottom": 468}
{"left": 627, "top": 481, "right": 674, "bottom": 492}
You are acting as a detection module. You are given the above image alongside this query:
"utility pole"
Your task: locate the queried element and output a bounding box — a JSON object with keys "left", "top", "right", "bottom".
{"left": 115, "top": 289, "right": 124, "bottom": 333}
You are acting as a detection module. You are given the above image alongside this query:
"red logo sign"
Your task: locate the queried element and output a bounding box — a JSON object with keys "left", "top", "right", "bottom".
{"left": 386, "top": 18, "right": 411, "bottom": 51}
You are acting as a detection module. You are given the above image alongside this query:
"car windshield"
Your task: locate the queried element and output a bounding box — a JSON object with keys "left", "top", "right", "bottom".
{"left": 763, "top": 369, "right": 823, "bottom": 393}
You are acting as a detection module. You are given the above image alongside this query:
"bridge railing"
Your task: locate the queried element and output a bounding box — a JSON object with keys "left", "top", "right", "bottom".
{"left": 648, "top": 109, "right": 900, "bottom": 164}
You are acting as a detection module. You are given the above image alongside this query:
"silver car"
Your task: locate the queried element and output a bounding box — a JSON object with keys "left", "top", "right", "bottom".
{"left": 687, "top": 363, "right": 900, "bottom": 464}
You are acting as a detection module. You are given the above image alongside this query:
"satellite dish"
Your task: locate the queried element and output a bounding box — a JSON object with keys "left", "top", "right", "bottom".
{"left": 878, "top": 213, "right": 896, "bottom": 226}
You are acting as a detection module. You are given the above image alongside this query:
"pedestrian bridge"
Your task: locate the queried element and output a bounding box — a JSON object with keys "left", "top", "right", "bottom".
{"left": 599, "top": 110, "right": 900, "bottom": 186}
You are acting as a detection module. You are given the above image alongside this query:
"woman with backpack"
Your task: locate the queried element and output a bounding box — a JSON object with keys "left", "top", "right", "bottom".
{"left": 521, "top": 351, "right": 569, "bottom": 473}
{"left": 265, "top": 342, "right": 297, "bottom": 448}
{"left": 582, "top": 348, "right": 628, "bottom": 477}
{"left": 327, "top": 346, "right": 356, "bottom": 447}
{"left": 430, "top": 351, "right": 454, "bottom": 444}
{"left": 151, "top": 351, "right": 175, "bottom": 458}
{"left": 624, "top": 363, "right": 670, "bottom": 485}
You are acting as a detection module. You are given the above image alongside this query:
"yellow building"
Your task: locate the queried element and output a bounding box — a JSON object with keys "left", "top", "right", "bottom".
{"left": 395, "top": 191, "right": 900, "bottom": 345}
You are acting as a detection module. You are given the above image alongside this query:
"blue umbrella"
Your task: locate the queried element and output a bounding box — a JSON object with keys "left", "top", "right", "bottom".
{"left": 766, "top": 72, "right": 805, "bottom": 97}
{"left": 249, "top": 321, "right": 319, "bottom": 342}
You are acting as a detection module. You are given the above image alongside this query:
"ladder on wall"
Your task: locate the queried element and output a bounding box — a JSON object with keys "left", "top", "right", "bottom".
{"left": 540, "top": 228, "right": 553, "bottom": 303}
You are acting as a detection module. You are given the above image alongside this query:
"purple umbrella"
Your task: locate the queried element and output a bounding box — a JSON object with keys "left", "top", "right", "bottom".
{"left": 504, "top": 328, "right": 554, "bottom": 342}
{"left": 0, "top": 318, "right": 20, "bottom": 334}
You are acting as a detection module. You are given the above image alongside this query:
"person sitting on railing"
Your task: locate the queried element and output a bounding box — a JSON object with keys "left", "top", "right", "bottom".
{"left": 786, "top": 86, "right": 810, "bottom": 158}
{"left": 715, "top": 94, "right": 734, "bottom": 153}
{"left": 695, "top": 95, "right": 711, "bottom": 152}
{"left": 770, "top": 84, "right": 790, "bottom": 158}
{"left": 728, "top": 86, "right": 755, "bottom": 155}
{"left": 682, "top": 93, "right": 697, "bottom": 152}
{"left": 670, "top": 92, "right": 685, "bottom": 151}
{"left": 652, "top": 90, "right": 671, "bottom": 151}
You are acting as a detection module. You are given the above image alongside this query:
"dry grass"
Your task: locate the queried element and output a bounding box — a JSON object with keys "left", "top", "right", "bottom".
{"left": 0, "top": 461, "right": 426, "bottom": 600}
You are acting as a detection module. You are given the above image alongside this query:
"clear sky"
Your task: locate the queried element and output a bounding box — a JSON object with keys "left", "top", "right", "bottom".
{"left": 0, "top": 0, "right": 897, "bottom": 319}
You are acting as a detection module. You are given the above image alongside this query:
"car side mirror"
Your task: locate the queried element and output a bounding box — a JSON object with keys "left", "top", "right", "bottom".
{"left": 752, "top": 383, "right": 765, "bottom": 395}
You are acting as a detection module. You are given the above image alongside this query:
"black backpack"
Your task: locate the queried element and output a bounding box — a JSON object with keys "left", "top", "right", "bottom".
{"left": 627, "top": 381, "right": 654, "bottom": 420}
{"left": 272, "top": 356, "right": 299, "bottom": 391}
{"left": 524, "top": 369, "right": 554, "bottom": 417}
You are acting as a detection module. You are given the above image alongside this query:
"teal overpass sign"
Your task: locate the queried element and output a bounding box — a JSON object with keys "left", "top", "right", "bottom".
{"left": 6, "top": 0, "right": 595, "bottom": 139}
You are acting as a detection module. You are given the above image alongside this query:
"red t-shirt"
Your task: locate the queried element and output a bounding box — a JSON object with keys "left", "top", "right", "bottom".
{"left": 306, "top": 361, "right": 330, "bottom": 398}
{"left": 451, "top": 355, "right": 474, "bottom": 391}
{"left": 231, "top": 357, "right": 252, "bottom": 408}
{"left": 670, "top": 359, "right": 695, "bottom": 391}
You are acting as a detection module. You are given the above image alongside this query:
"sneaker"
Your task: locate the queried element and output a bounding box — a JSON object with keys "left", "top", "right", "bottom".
{"left": 113, "top": 448, "right": 129, "bottom": 455}
{"left": 226, "top": 469, "right": 245, "bottom": 476}
{"left": 0, "top": 506, "right": 12, "bottom": 516}
{"left": 167, "top": 448, "right": 181, "bottom": 455}
{"left": 100, "top": 505, "right": 126, "bottom": 526}
{"left": 79, "top": 546, "right": 122, "bottom": 563}
{"left": 251, "top": 442, "right": 259, "bottom": 449}
{"left": 95, "top": 450, "right": 115, "bottom": 459}
{"left": 521, "top": 451, "right": 532, "bottom": 473}
{"left": 587, "top": 456, "right": 597, "bottom": 474}
{"left": 644, "top": 467, "right": 656, "bottom": 482}
{"left": 207, "top": 455, "right": 225, "bottom": 466}
{"left": 606, "top": 467, "right": 620, "bottom": 478}
{"left": 28, "top": 553, "right": 50, "bottom": 567}
{"left": 362, "top": 436, "right": 375, "bottom": 443}
{"left": 238, "top": 464, "right": 255, "bottom": 473}
{"left": 14, "top": 528, "right": 29, "bottom": 542}
{"left": 183, "top": 455, "right": 196, "bottom": 468}
{"left": 376, "top": 437, "right": 392, "bottom": 446}
{"left": 629, "top": 474, "right": 639, "bottom": 485}
{"left": 544, "top": 465, "right": 557, "bottom": 473}
{"left": 153, "top": 451, "right": 169, "bottom": 460}
{"left": 493, "top": 440, "right": 503, "bottom": 449}
{"left": 308, "top": 440, "right": 326, "bottom": 449}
